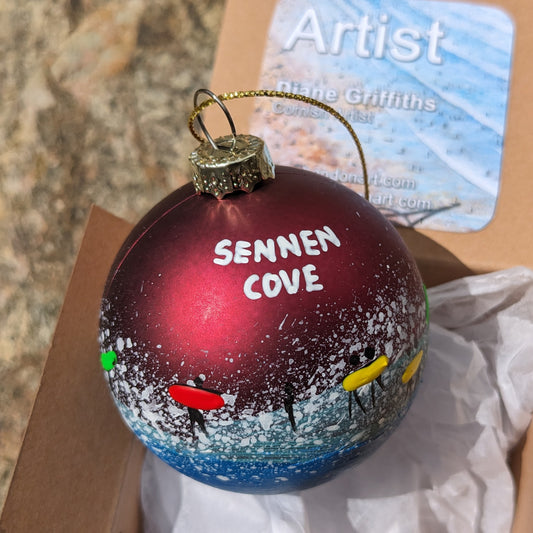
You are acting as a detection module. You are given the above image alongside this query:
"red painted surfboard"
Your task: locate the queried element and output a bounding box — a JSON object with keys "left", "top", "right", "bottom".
{"left": 168, "top": 384, "right": 225, "bottom": 410}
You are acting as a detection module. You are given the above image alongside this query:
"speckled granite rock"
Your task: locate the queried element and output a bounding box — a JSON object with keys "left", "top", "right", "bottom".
{"left": 0, "top": 0, "right": 224, "bottom": 509}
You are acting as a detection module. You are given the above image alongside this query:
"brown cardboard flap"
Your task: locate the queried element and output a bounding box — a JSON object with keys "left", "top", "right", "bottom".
{"left": 209, "top": 1, "right": 277, "bottom": 136}
{"left": 0, "top": 206, "right": 138, "bottom": 533}
{"left": 210, "top": 0, "right": 533, "bottom": 277}
{"left": 511, "top": 421, "right": 533, "bottom": 533}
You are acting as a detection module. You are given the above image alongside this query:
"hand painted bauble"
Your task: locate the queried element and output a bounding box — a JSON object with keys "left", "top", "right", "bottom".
{"left": 99, "top": 161, "right": 429, "bottom": 494}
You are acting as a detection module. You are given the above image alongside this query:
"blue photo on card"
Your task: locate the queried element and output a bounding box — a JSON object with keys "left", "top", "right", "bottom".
{"left": 251, "top": 0, "right": 514, "bottom": 232}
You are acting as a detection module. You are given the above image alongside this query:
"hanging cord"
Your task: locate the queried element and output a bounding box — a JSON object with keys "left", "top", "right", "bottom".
{"left": 188, "top": 90, "right": 370, "bottom": 201}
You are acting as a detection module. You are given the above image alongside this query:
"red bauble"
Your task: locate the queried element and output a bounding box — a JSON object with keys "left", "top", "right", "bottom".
{"left": 100, "top": 165, "right": 428, "bottom": 493}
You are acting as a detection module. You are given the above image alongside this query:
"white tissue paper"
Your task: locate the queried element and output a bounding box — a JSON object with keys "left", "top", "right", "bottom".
{"left": 141, "top": 267, "right": 533, "bottom": 533}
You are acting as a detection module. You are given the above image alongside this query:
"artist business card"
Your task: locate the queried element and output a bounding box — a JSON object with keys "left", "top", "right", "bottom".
{"left": 250, "top": 0, "right": 514, "bottom": 232}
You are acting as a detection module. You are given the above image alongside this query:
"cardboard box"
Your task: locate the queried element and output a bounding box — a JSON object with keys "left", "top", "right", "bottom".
{"left": 3, "top": 0, "right": 533, "bottom": 529}
{"left": 0, "top": 205, "right": 532, "bottom": 533}
{"left": 0, "top": 208, "right": 145, "bottom": 533}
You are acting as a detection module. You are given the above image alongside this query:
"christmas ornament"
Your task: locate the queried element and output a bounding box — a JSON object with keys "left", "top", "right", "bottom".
{"left": 99, "top": 89, "right": 429, "bottom": 494}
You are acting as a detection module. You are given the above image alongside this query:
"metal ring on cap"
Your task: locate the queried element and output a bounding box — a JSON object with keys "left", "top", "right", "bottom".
{"left": 187, "top": 89, "right": 369, "bottom": 200}
{"left": 193, "top": 89, "right": 237, "bottom": 151}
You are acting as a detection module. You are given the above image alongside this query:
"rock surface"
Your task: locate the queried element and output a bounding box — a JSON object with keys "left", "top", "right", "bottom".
{"left": 0, "top": 0, "right": 224, "bottom": 509}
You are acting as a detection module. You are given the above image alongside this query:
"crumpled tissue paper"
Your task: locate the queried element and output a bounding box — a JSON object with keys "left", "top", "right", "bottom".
{"left": 141, "top": 267, "right": 533, "bottom": 533}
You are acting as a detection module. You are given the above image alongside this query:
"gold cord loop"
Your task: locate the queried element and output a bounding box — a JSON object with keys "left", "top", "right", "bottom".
{"left": 188, "top": 90, "right": 369, "bottom": 201}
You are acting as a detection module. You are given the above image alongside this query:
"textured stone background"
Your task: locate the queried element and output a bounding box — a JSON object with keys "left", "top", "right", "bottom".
{"left": 0, "top": 0, "right": 224, "bottom": 510}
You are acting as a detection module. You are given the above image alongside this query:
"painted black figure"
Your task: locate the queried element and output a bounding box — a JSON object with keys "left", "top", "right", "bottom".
{"left": 188, "top": 376, "right": 208, "bottom": 437}
{"left": 283, "top": 382, "right": 297, "bottom": 431}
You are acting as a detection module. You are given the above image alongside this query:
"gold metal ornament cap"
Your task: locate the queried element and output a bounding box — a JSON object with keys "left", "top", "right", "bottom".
{"left": 189, "top": 134, "right": 275, "bottom": 199}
